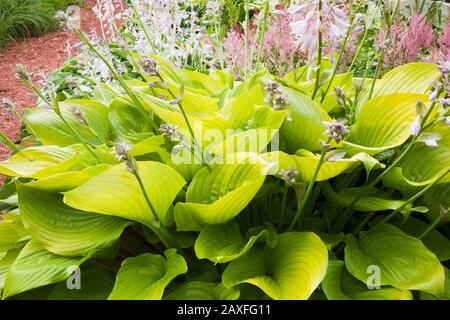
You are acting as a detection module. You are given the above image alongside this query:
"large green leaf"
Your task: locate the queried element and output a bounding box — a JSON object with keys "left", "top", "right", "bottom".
{"left": 398, "top": 124, "right": 450, "bottom": 185}
{"left": 322, "top": 184, "right": 409, "bottom": 212}
{"left": 423, "top": 183, "right": 450, "bottom": 223}
{"left": 18, "top": 184, "right": 130, "bottom": 257}
{"left": 0, "top": 217, "right": 29, "bottom": 252}
{"left": 129, "top": 135, "right": 170, "bottom": 159}
{"left": 64, "top": 161, "right": 186, "bottom": 226}
{"left": 322, "top": 260, "right": 413, "bottom": 300}
{"left": 24, "top": 99, "right": 110, "bottom": 147}
{"left": 108, "top": 249, "right": 187, "bottom": 300}
{"left": 109, "top": 97, "right": 154, "bottom": 143}
{"left": 362, "top": 62, "right": 440, "bottom": 103}
{"left": 261, "top": 151, "right": 382, "bottom": 182}
{"left": 221, "top": 85, "right": 264, "bottom": 128}
{"left": 141, "top": 94, "right": 228, "bottom": 148}
{"left": 46, "top": 266, "right": 115, "bottom": 300}
{"left": 0, "top": 249, "right": 21, "bottom": 293}
{"left": 174, "top": 161, "right": 267, "bottom": 231}
{"left": 165, "top": 281, "right": 240, "bottom": 300}
{"left": 318, "top": 72, "right": 354, "bottom": 112}
{"left": 176, "top": 69, "right": 227, "bottom": 96}
{"left": 0, "top": 145, "right": 95, "bottom": 179}
{"left": 222, "top": 232, "right": 328, "bottom": 300}
{"left": 280, "top": 87, "right": 331, "bottom": 153}
{"left": 421, "top": 267, "right": 450, "bottom": 300}
{"left": 345, "top": 223, "right": 445, "bottom": 298}
{"left": 25, "top": 165, "right": 111, "bottom": 192}
{"left": 207, "top": 128, "right": 281, "bottom": 162}
{"left": 346, "top": 93, "right": 428, "bottom": 155}
{"left": 194, "top": 221, "right": 277, "bottom": 263}
{"left": 3, "top": 241, "right": 88, "bottom": 299}
{"left": 386, "top": 216, "right": 450, "bottom": 262}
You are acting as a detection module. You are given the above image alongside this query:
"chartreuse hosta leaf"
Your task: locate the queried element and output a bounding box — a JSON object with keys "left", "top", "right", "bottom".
{"left": 322, "top": 260, "right": 413, "bottom": 300}
{"left": 398, "top": 124, "right": 450, "bottom": 185}
{"left": 345, "top": 93, "right": 428, "bottom": 155}
{"left": 385, "top": 216, "right": 450, "bottom": 262}
{"left": 64, "top": 161, "right": 186, "bottom": 227}
{"left": 2, "top": 240, "right": 89, "bottom": 299}
{"left": 345, "top": 223, "right": 445, "bottom": 298}
{"left": 424, "top": 183, "right": 450, "bottom": 223}
{"left": 318, "top": 72, "right": 354, "bottom": 112}
{"left": 261, "top": 151, "right": 383, "bottom": 182}
{"left": 0, "top": 145, "right": 94, "bottom": 179}
{"left": 421, "top": 267, "right": 450, "bottom": 300}
{"left": 46, "top": 266, "right": 115, "bottom": 300}
{"left": 23, "top": 99, "right": 110, "bottom": 147}
{"left": 17, "top": 184, "right": 130, "bottom": 257}
{"left": 109, "top": 97, "right": 154, "bottom": 143}
{"left": 323, "top": 184, "right": 409, "bottom": 212}
{"left": 140, "top": 94, "right": 228, "bottom": 148}
{"left": 165, "top": 282, "right": 240, "bottom": 300}
{"left": 129, "top": 135, "right": 170, "bottom": 160}
{"left": 25, "top": 165, "right": 111, "bottom": 192}
{"left": 174, "top": 160, "right": 268, "bottom": 231}
{"left": 221, "top": 84, "right": 265, "bottom": 128}
{"left": 108, "top": 249, "right": 187, "bottom": 300}
{"left": 253, "top": 106, "right": 289, "bottom": 129}
{"left": 360, "top": 62, "right": 440, "bottom": 104}
{"left": 0, "top": 249, "right": 21, "bottom": 292}
{"left": 207, "top": 128, "right": 282, "bottom": 163}
{"left": 176, "top": 68, "right": 227, "bottom": 96}
{"left": 0, "top": 216, "right": 29, "bottom": 252}
{"left": 194, "top": 221, "right": 277, "bottom": 263}
{"left": 222, "top": 232, "right": 328, "bottom": 300}
{"left": 280, "top": 87, "right": 331, "bottom": 153}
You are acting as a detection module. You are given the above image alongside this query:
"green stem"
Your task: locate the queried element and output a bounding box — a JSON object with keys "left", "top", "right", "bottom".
{"left": 288, "top": 139, "right": 329, "bottom": 231}
{"left": 132, "top": 163, "right": 179, "bottom": 249}
{"left": 0, "top": 130, "right": 19, "bottom": 153}
{"left": 418, "top": 216, "right": 442, "bottom": 240}
{"left": 129, "top": 0, "right": 158, "bottom": 54}
{"left": 58, "top": 112, "right": 100, "bottom": 161}
{"left": 254, "top": 2, "right": 269, "bottom": 72}
{"left": 377, "top": 168, "right": 449, "bottom": 225}
{"left": 311, "top": 0, "right": 323, "bottom": 100}
{"left": 244, "top": 0, "right": 250, "bottom": 79}
{"left": 349, "top": 0, "right": 383, "bottom": 71}
{"left": 354, "top": 212, "right": 375, "bottom": 234}
{"left": 279, "top": 186, "right": 289, "bottom": 230}
{"left": 76, "top": 30, "right": 158, "bottom": 132}
{"left": 320, "top": 27, "right": 352, "bottom": 102}
{"left": 156, "top": 74, "right": 211, "bottom": 170}
{"left": 33, "top": 86, "right": 100, "bottom": 161}
{"left": 368, "top": 53, "right": 383, "bottom": 100}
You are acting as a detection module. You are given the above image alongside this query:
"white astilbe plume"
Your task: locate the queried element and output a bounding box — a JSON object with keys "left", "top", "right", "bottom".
{"left": 288, "top": 0, "right": 350, "bottom": 65}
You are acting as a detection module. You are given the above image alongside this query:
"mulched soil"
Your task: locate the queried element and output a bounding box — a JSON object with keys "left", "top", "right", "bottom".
{"left": 0, "top": 0, "right": 102, "bottom": 183}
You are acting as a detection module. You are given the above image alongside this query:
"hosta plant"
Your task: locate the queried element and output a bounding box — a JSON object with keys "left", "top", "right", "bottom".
{"left": 0, "top": 55, "right": 449, "bottom": 300}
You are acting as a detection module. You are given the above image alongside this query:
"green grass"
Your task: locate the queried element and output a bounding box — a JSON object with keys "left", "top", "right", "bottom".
{"left": 0, "top": 0, "right": 84, "bottom": 48}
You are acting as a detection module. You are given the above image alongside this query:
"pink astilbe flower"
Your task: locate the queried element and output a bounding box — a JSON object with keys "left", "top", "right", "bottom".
{"left": 262, "top": 14, "right": 297, "bottom": 76}
{"left": 400, "top": 13, "right": 434, "bottom": 62}
{"left": 223, "top": 26, "right": 257, "bottom": 77}
{"left": 377, "top": 12, "right": 434, "bottom": 68}
{"left": 434, "top": 21, "right": 450, "bottom": 62}
{"left": 224, "top": 29, "right": 246, "bottom": 74}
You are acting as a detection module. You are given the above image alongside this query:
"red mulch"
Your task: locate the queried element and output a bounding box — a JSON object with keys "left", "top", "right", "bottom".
{"left": 0, "top": 0, "right": 102, "bottom": 184}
